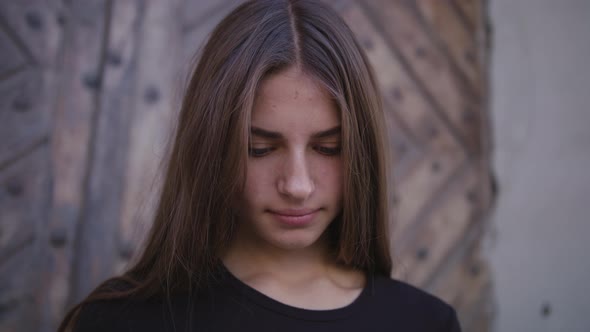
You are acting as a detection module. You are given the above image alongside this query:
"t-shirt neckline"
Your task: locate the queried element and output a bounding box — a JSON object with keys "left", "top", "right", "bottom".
{"left": 220, "top": 264, "right": 374, "bottom": 321}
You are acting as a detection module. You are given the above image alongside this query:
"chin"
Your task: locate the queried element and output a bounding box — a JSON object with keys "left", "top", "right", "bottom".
{"left": 238, "top": 209, "right": 338, "bottom": 252}
{"left": 265, "top": 229, "right": 327, "bottom": 251}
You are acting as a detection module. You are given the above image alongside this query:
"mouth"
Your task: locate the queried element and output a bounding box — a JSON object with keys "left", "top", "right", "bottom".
{"left": 270, "top": 208, "right": 319, "bottom": 217}
{"left": 268, "top": 208, "right": 320, "bottom": 226}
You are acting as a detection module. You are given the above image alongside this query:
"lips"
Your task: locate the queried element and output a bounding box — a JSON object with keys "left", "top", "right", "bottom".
{"left": 269, "top": 208, "right": 319, "bottom": 227}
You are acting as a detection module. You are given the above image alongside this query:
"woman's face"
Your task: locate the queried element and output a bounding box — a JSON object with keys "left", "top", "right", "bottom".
{"left": 235, "top": 67, "right": 343, "bottom": 252}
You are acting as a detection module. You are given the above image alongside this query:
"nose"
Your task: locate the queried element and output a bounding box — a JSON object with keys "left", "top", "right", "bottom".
{"left": 277, "top": 150, "right": 315, "bottom": 202}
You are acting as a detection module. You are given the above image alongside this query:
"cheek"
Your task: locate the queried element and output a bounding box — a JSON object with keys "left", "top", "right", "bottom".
{"left": 242, "top": 162, "right": 275, "bottom": 203}
{"left": 315, "top": 158, "right": 343, "bottom": 195}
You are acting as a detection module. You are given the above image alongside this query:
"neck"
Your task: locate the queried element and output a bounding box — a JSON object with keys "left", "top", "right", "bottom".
{"left": 222, "top": 230, "right": 334, "bottom": 283}
{"left": 221, "top": 227, "right": 367, "bottom": 310}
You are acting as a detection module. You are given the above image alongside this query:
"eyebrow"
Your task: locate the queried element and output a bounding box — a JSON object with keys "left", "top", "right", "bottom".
{"left": 250, "top": 126, "right": 341, "bottom": 139}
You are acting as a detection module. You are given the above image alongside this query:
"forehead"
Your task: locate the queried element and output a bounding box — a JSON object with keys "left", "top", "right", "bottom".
{"left": 252, "top": 67, "right": 340, "bottom": 130}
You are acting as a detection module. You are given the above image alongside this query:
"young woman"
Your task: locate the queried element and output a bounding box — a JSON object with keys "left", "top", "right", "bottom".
{"left": 59, "top": 0, "right": 461, "bottom": 331}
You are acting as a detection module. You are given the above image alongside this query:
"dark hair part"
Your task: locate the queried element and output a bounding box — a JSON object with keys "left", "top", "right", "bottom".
{"left": 59, "top": 0, "right": 391, "bottom": 330}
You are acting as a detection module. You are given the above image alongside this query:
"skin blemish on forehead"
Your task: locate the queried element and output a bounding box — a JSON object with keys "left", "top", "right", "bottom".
{"left": 294, "top": 90, "right": 299, "bottom": 99}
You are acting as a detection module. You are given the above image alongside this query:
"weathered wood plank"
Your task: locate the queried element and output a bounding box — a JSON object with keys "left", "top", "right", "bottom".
{"left": 361, "top": 0, "right": 480, "bottom": 155}
{"left": 336, "top": 4, "right": 476, "bottom": 289}
{"left": 40, "top": 3, "right": 112, "bottom": 330}
{"left": 68, "top": 0, "right": 140, "bottom": 305}
{"left": 383, "top": 107, "right": 421, "bottom": 180}
{"left": 116, "top": 0, "right": 183, "bottom": 274}
{"left": 393, "top": 163, "right": 478, "bottom": 286}
{"left": 414, "top": 0, "right": 481, "bottom": 97}
{"left": 0, "top": 25, "right": 28, "bottom": 77}
{"left": 452, "top": 0, "right": 483, "bottom": 31}
{"left": 339, "top": 3, "right": 419, "bottom": 175}
{"left": 431, "top": 247, "right": 493, "bottom": 331}
{"left": 0, "top": 68, "right": 48, "bottom": 169}
{"left": 462, "top": 290, "right": 493, "bottom": 332}
{"left": 0, "top": 0, "right": 62, "bottom": 67}
{"left": 339, "top": 2, "right": 465, "bottom": 175}
{"left": 0, "top": 144, "right": 50, "bottom": 332}
{"left": 0, "top": 144, "right": 49, "bottom": 268}
{"left": 0, "top": 245, "right": 39, "bottom": 332}
{"left": 0, "top": 3, "right": 65, "bottom": 332}
{"left": 393, "top": 150, "right": 464, "bottom": 243}
{"left": 433, "top": 246, "right": 489, "bottom": 305}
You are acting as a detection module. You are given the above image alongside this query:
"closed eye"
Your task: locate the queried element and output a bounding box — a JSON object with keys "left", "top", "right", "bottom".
{"left": 248, "top": 144, "right": 341, "bottom": 157}
{"left": 315, "top": 145, "right": 341, "bottom": 156}
{"left": 248, "top": 147, "right": 274, "bottom": 157}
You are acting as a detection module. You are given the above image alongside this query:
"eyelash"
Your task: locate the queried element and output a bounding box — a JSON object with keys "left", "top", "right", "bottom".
{"left": 315, "top": 146, "right": 341, "bottom": 156}
{"left": 248, "top": 147, "right": 273, "bottom": 157}
{"left": 248, "top": 146, "right": 341, "bottom": 157}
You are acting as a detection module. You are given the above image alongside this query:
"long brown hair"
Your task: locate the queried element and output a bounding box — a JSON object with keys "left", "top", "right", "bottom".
{"left": 59, "top": 0, "right": 391, "bottom": 330}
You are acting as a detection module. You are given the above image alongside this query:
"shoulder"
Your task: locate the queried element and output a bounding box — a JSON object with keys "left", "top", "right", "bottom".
{"left": 371, "top": 275, "right": 450, "bottom": 310}
{"left": 73, "top": 294, "right": 192, "bottom": 332}
{"left": 367, "top": 275, "right": 461, "bottom": 331}
{"left": 73, "top": 297, "right": 157, "bottom": 332}
{"left": 73, "top": 298, "right": 130, "bottom": 332}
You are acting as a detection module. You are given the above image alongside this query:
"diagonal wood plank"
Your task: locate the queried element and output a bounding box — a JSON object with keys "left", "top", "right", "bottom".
{"left": 0, "top": 0, "right": 63, "bottom": 67}
{"left": 339, "top": 2, "right": 465, "bottom": 176}
{"left": 452, "top": 0, "right": 484, "bottom": 31}
{"left": 0, "top": 144, "right": 50, "bottom": 332}
{"left": 393, "top": 162, "right": 479, "bottom": 286}
{"left": 361, "top": 0, "right": 481, "bottom": 155}
{"left": 393, "top": 150, "right": 465, "bottom": 241}
{"left": 433, "top": 248, "right": 493, "bottom": 326}
{"left": 0, "top": 69, "right": 48, "bottom": 168}
{"left": 413, "top": 0, "right": 481, "bottom": 98}
{"left": 0, "top": 25, "right": 28, "bottom": 78}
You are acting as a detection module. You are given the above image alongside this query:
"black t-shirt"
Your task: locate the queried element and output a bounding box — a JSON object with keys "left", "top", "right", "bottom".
{"left": 74, "top": 268, "right": 461, "bottom": 332}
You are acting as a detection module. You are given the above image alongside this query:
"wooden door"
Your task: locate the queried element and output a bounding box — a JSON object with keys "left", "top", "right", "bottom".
{"left": 0, "top": 1, "right": 493, "bottom": 331}
{"left": 336, "top": 1, "right": 495, "bottom": 330}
